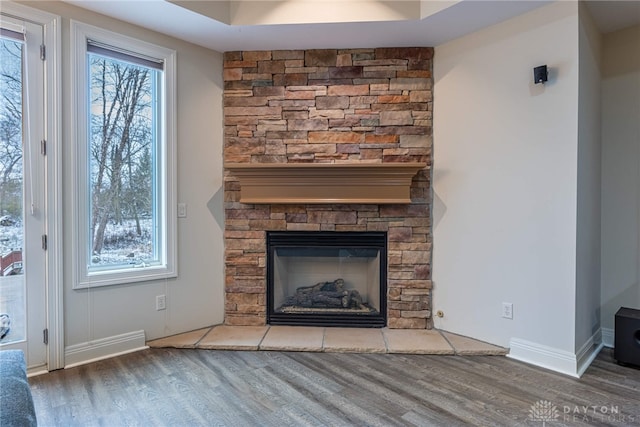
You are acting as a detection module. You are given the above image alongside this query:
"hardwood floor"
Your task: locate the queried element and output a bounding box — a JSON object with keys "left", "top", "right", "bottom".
{"left": 29, "top": 348, "right": 639, "bottom": 426}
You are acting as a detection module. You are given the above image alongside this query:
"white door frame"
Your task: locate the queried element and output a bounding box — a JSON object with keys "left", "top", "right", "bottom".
{"left": 2, "top": 2, "right": 63, "bottom": 373}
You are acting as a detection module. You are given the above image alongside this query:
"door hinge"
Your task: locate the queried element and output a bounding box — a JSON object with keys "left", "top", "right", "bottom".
{"left": 41, "top": 140, "right": 47, "bottom": 156}
{"left": 40, "top": 44, "right": 45, "bottom": 60}
{"left": 43, "top": 328, "right": 48, "bottom": 345}
{"left": 42, "top": 234, "right": 47, "bottom": 250}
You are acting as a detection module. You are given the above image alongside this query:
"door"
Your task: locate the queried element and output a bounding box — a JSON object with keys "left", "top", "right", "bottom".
{"left": 0, "top": 15, "right": 48, "bottom": 371}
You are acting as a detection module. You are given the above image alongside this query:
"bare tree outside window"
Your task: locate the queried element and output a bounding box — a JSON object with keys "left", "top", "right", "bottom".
{"left": 88, "top": 54, "right": 159, "bottom": 268}
{"left": 0, "top": 37, "right": 24, "bottom": 256}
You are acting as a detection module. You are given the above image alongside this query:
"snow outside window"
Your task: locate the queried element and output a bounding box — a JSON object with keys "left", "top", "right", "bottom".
{"left": 71, "top": 21, "right": 177, "bottom": 288}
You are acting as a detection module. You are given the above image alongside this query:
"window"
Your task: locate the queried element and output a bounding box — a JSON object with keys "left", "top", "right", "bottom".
{"left": 71, "top": 21, "right": 176, "bottom": 288}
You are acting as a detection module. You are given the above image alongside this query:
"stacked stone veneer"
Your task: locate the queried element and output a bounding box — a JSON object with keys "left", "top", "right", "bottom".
{"left": 223, "top": 48, "right": 433, "bottom": 329}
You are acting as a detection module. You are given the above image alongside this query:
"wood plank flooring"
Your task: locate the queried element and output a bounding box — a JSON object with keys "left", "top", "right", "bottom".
{"left": 29, "top": 348, "right": 640, "bottom": 426}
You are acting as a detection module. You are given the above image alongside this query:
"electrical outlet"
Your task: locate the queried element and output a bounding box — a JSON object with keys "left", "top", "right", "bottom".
{"left": 156, "top": 294, "right": 166, "bottom": 311}
{"left": 502, "top": 302, "right": 513, "bottom": 319}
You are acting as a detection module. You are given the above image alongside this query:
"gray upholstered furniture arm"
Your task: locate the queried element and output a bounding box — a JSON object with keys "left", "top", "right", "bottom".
{"left": 0, "top": 350, "right": 37, "bottom": 426}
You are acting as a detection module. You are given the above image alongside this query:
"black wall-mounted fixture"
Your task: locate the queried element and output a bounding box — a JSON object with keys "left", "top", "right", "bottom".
{"left": 534, "top": 65, "right": 548, "bottom": 84}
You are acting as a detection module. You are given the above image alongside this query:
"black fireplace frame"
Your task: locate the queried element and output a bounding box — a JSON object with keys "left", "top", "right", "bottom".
{"left": 266, "top": 231, "right": 387, "bottom": 328}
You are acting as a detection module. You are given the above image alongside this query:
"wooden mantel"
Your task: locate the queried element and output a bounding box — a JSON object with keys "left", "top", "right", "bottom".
{"left": 225, "top": 162, "right": 427, "bottom": 204}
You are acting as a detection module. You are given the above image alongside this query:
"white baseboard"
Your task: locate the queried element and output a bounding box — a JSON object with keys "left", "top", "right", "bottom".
{"left": 65, "top": 330, "right": 148, "bottom": 368}
{"left": 576, "top": 329, "right": 604, "bottom": 377}
{"left": 508, "top": 338, "right": 580, "bottom": 378}
{"left": 509, "top": 331, "right": 604, "bottom": 378}
{"left": 601, "top": 327, "right": 614, "bottom": 348}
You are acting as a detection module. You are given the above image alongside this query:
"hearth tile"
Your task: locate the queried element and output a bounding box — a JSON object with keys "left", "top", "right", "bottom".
{"left": 259, "top": 326, "right": 325, "bottom": 351}
{"left": 323, "top": 328, "right": 387, "bottom": 353}
{"left": 440, "top": 331, "right": 509, "bottom": 355}
{"left": 382, "top": 329, "right": 455, "bottom": 354}
{"left": 197, "top": 325, "right": 269, "bottom": 350}
{"left": 147, "top": 327, "right": 212, "bottom": 348}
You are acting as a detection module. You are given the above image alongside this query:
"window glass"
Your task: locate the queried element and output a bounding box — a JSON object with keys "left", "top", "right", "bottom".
{"left": 87, "top": 50, "right": 161, "bottom": 272}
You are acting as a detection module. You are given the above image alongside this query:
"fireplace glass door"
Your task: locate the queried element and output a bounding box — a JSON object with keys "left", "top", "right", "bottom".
{"left": 267, "top": 231, "right": 386, "bottom": 327}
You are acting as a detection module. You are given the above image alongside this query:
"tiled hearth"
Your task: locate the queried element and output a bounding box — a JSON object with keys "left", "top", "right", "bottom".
{"left": 148, "top": 326, "right": 508, "bottom": 356}
{"left": 223, "top": 47, "right": 433, "bottom": 329}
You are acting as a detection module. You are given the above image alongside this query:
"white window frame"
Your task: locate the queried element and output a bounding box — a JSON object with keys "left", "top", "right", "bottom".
{"left": 70, "top": 20, "right": 177, "bottom": 288}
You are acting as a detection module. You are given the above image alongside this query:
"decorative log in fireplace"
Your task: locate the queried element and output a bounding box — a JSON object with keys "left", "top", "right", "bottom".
{"left": 279, "top": 279, "right": 368, "bottom": 311}
{"left": 267, "top": 231, "right": 387, "bottom": 327}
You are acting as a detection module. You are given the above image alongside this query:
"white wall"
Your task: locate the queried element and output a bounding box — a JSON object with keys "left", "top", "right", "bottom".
{"left": 574, "top": 3, "right": 602, "bottom": 371}
{"left": 433, "top": 1, "right": 582, "bottom": 375}
{"left": 20, "top": 1, "right": 225, "bottom": 365}
{"left": 600, "top": 24, "right": 640, "bottom": 345}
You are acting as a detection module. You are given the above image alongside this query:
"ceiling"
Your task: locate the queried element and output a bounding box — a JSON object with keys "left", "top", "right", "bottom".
{"left": 585, "top": 0, "right": 640, "bottom": 33}
{"left": 64, "top": 0, "right": 640, "bottom": 52}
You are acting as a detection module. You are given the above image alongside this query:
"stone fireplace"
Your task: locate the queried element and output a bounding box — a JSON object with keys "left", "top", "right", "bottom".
{"left": 223, "top": 47, "right": 433, "bottom": 329}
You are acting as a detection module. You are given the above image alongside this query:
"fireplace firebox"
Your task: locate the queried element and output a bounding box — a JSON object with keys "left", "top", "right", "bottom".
{"left": 267, "top": 231, "right": 387, "bottom": 327}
